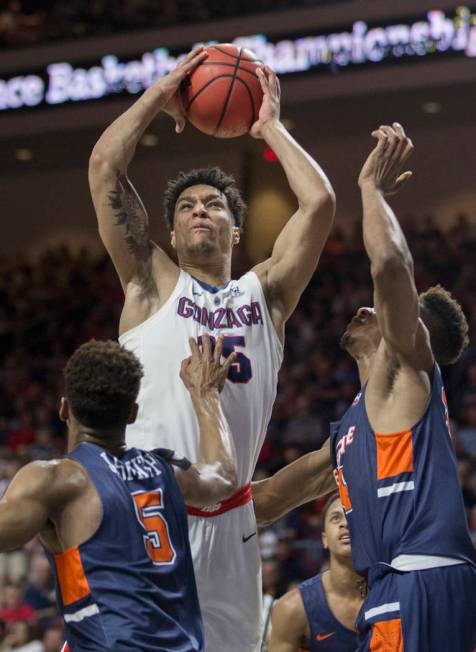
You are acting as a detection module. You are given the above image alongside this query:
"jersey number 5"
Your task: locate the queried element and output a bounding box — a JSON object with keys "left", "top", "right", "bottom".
{"left": 132, "top": 490, "right": 176, "bottom": 565}
{"left": 198, "top": 335, "right": 252, "bottom": 383}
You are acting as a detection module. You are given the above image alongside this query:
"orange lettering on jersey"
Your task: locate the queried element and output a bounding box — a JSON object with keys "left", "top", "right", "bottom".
{"left": 54, "top": 546, "right": 91, "bottom": 606}
{"left": 370, "top": 618, "right": 403, "bottom": 651}
{"left": 375, "top": 430, "right": 413, "bottom": 480}
{"left": 337, "top": 468, "right": 352, "bottom": 512}
{"left": 335, "top": 426, "right": 356, "bottom": 466}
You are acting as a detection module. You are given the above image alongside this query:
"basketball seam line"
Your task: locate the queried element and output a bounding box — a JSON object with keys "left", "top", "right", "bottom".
{"left": 197, "top": 61, "right": 258, "bottom": 78}
{"left": 185, "top": 74, "right": 249, "bottom": 112}
{"left": 214, "top": 47, "right": 243, "bottom": 136}
{"left": 212, "top": 45, "right": 261, "bottom": 64}
{"left": 185, "top": 75, "right": 225, "bottom": 111}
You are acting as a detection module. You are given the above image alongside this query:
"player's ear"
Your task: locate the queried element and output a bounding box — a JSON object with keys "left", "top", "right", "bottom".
{"left": 232, "top": 227, "right": 240, "bottom": 246}
{"left": 171, "top": 230, "right": 176, "bottom": 249}
{"left": 59, "top": 397, "right": 69, "bottom": 423}
{"left": 321, "top": 531, "right": 328, "bottom": 550}
{"left": 128, "top": 403, "right": 139, "bottom": 425}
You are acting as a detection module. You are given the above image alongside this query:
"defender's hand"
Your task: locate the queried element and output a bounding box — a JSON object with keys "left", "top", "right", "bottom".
{"left": 157, "top": 46, "right": 208, "bottom": 133}
{"left": 358, "top": 123, "right": 414, "bottom": 196}
{"left": 180, "top": 335, "right": 237, "bottom": 395}
{"left": 250, "top": 65, "right": 281, "bottom": 139}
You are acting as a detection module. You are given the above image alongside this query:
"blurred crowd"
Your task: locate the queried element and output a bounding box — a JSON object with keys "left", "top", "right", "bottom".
{"left": 0, "top": 0, "right": 344, "bottom": 49}
{"left": 1, "top": 214, "right": 476, "bottom": 647}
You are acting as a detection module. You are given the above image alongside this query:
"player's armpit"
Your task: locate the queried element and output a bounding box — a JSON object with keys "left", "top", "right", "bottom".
{"left": 253, "top": 442, "right": 335, "bottom": 527}
{"left": 269, "top": 589, "right": 309, "bottom": 652}
{"left": 0, "top": 460, "right": 82, "bottom": 551}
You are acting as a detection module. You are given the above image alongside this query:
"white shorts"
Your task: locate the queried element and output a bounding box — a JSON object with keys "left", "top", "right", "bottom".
{"left": 188, "top": 501, "right": 262, "bottom": 652}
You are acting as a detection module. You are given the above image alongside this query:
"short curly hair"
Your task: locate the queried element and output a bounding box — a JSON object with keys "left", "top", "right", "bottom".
{"left": 163, "top": 166, "right": 247, "bottom": 231}
{"left": 64, "top": 340, "right": 143, "bottom": 430}
{"left": 419, "top": 285, "right": 469, "bottom": 366}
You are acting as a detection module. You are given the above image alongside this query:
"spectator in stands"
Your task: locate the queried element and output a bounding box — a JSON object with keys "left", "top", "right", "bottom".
{"left": 24, "top": 554, "right": 56, "bottom": 624}
{"left": 0, "top": 583, "right": 36, "bottom": 626}
{"left": 0, "top": 620, "right": 43, "bottom": 651}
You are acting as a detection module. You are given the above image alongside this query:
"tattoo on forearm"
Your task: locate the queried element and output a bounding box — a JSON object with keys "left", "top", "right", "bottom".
{"left": 107, "top": 174, "right": 151, "bottom": 262}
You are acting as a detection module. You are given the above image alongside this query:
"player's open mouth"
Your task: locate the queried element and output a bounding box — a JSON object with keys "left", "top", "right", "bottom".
{"left": 339, "top": 534, "right": 351, "bottom": 543}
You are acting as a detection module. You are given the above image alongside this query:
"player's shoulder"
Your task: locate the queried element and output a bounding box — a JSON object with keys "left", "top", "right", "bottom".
{"left": 272, "top": 587, "right": 309, "bottom": 641}
{"left": 49, "top": 458, "right": 90, "bottom": 495}
{"left": 273, "top": 586, "right": 306, "bottom": 621}
{"left": 11, "top": 458, "right": 89, "bottom": 502}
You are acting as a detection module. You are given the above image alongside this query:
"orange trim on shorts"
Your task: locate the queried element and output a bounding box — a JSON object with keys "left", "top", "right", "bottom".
{"left": 370, "top": 618, "right": 403, "bottom": 651}
{"left": 375, "top": 430, "right": 413, "bottom": 480}
{"left": 54, "top": 546, "right": 91, "bottom": 606}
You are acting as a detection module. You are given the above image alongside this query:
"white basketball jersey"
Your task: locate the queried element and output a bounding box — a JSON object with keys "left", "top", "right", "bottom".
{"left": 119, "top": 270, "right": 282, "bottom": 485}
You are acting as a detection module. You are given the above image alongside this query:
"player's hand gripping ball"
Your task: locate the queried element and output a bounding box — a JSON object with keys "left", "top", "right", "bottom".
{"left": 181, "top": 44, "right": 264, "bottom": 138}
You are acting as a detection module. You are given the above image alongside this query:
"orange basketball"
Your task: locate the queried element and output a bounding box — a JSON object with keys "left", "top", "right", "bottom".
{"left": 181, "top": 44, "right": 263, "bottom": 138}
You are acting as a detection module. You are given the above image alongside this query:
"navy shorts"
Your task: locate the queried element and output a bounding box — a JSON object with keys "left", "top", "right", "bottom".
{"left": 356, "top": 564, "right": 476, "bottom": 651}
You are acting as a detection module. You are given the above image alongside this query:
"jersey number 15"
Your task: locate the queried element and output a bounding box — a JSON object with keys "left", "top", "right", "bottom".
{"left": 198, "top": 335, "right": 252, "bottom": 383}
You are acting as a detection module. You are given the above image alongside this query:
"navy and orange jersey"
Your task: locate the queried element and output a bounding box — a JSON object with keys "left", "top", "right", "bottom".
{"left": 46, "top": 442, "right": 203, "bottom": 652}
{"left": 299, "top": 573, "right": 358, "bottom": 651}
{"left": 330, "top": 364, "right": 476, "bottom": 576}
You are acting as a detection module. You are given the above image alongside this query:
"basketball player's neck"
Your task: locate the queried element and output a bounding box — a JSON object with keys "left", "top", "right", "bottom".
{"left": 68, "top": 425, "right": 127, "bottom": 458}
{"left": 179, "top": 251, "right": 232, "bottom": 287}
{"left": 328, "top": 555, "right": 362, "bottom": 598}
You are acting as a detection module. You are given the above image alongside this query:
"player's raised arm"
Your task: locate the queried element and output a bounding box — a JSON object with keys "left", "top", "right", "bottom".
{"left": 358, "top": 123, "right": 432, "bottom": 367}
{"left": 176, "top": 335, "right": 239, "bottom": 506}
{"left": 251, "top": 66, "right": 335, "bottom": 331}
{"left": 88, "top": 47, "right": 208, "bottom": 292}
{"left": 252, "top": 441, "right": 335, "bottom": 527}
{"left": 0, "top": 460, "right": 83, "bottom": 551}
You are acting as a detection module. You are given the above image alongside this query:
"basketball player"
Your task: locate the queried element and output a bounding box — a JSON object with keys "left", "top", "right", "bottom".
{"left": 0, "top": 335, "right": 239, "bottom": 651}
{"left": 89, "top": 46, "right": 335, "bottom": 650}
{"left": 269, "top": 493, "right": 361, "bottom": 652}
{"left": 333, "top": 123, "right": 476, "bottom": 651}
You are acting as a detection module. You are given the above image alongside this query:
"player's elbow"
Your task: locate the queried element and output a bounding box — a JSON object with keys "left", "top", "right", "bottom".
{"left": 303, "top": 186, "right": 336, "bottom": 225}
{"left": 371, "top": 250, "right": 413, "bottom": 281}
{"left": 254, "top": 506, "right": 274, "bottom": 528}
{"left": 214, "top": 463, "right": 239, "bottom": 503}
{"left": 223, "top": 464, "right": 239, "bottom": 497}
{"left": 253, "top": 484, "right": 284, "bottom": 527}
{"left": 88, "top": 149, "right": 118, "bottom": 184}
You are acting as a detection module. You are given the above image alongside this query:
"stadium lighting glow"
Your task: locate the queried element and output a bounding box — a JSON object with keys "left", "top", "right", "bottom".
{"left": 421, "top": 101, "right": 443, "bottom": 113}
{"left": 14, "top": 148, "right": 33, "bottom": 160}
{"left": 1, "top": 6, "right": 475, "bottom": 112}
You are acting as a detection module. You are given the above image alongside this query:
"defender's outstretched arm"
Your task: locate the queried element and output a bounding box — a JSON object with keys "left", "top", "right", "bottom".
{"left": 359, "top": 123, "right": 431, "bottom": 364}
{"left": 252, "top": 441, "right": 335, "bottom": 527}
{"left": 177, "top": 335, "right": 239, "bottom": 506}
{"left": 252, "top": 67, "right": 335, "bottom": 327}
{"left": 89, "top": 47, "right": 207, "bottom": 292}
